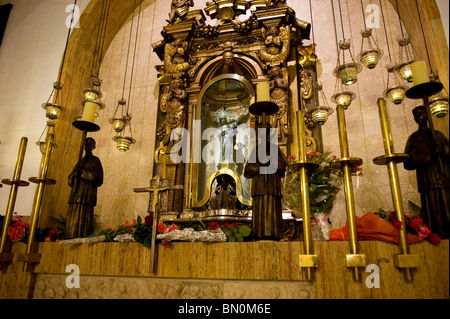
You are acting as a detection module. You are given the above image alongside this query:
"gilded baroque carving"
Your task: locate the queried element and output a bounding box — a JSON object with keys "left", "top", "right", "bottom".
{"left": 268, "top": 66, "right": 290, "bottom": 145}
{"left": 259, "top": 25, "right": 291, "bottom": 67}
{"left": 157, "top": 78, "right": 187, "bottom": 146}
{"left": 164, "top": 38, "right": 198, "bottom": 79}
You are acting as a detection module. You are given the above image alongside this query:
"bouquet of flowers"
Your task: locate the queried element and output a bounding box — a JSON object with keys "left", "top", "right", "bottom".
{"left": 283, "top": 152, "right": 343, "bottom": 216}
{"left": 374, "top": 206, "right": 440, "bottom": 245}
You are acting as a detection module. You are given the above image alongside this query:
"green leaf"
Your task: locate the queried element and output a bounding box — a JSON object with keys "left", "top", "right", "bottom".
{"left": 137, "top": 215, "right": 142, "bottom": 225}
{"left": 239, "top": 225, "right": 251, "bottom": 237}
{"left": 235, "top": 233, "right": 243, "bottom": 242}
{"left": 228, "top": 235, "right": 236, "bottom": 242}
{"left": 227, "top": 225, "right": 238, "bottom": 233}
{"left": 143, "top": 235, "right": 153, "bottom": 248}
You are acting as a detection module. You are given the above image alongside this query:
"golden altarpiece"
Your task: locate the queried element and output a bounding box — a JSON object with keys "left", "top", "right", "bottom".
{"left": 149, "top": 0, "right": 319, "bottom": 221}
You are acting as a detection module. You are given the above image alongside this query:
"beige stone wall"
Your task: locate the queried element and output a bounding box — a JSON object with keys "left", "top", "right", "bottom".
{"left": 33, "top": 274, "right": 313, "bottom": 299}
{"left": 91, "top": 0, "right": 427, "bottom": 230}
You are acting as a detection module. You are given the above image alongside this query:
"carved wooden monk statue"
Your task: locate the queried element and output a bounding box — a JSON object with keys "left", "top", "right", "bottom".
{"left": 403, "top": 105, "right": 449, "bottom": 238}
{"left": 65, "top": 137, "right": 104, "bottom": 239}
{"left": 244, "top": 124, "right": 287, "bottom": 240}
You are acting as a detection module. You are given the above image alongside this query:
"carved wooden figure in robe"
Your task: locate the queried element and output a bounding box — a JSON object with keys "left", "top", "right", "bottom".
{"left": 403, "top": 106, "right": 450, "bottom": 238}
{"left": 244, "top": 125, "right": 287, "bottom": 241}
{"left": 65, "top": 137, "right": 104, "bottom": 239}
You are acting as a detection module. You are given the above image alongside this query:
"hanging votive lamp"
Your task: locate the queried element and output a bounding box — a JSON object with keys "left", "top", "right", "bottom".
{"left": 331, "top": 91, "right": 356, "bottom": 109}
{"left": 113, "top": 135, "right": 136, "bottom": 152}
{"left": 110, "top": 118, "right": 127, "bottom": 132}
{"left": 357, "top": 29, "right": 384, "bottom": 69}
{"left": 394, "top": 35, "right": 416, "bottom": 83}
{"left": 430, "top": 97, "right": 449, "bottom": 118}
{"left": 109, "top": 99, "right": 130, "bottom": 133}
{"left": 333, "top": 63, "right": 362, "bottom": 85}
{"left": 384, "top": 86, "right": 406, "bottom": 105}
{"left": 41, "top": 103, "right": 62, "bottom": 120}
{"left": 311, "top": 107, "right": 334, "bottom": 125}
{"left": 333, "top": 40, "right": 362, "bottom": 85}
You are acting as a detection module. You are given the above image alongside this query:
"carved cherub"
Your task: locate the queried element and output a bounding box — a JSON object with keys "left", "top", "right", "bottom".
{"left": 167, "top": 0, "right": 194, "bottom": 25}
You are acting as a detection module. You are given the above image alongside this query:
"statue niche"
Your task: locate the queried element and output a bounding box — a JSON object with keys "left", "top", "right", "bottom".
{"left": 191, "top": 74, "right": 254, "bottom": 215}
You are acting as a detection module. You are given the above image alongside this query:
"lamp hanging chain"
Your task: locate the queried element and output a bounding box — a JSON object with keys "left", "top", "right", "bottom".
{"left": 125, "top": 0, "right": 143, "bottom": 139}
{"left": 331, "top": 0, "right": 341, "bottom": 66}
{"left": 414, "top": 0, "right": 434, "bottom": 73}
{"left": 46, "top": 0, "right": 78, "bottom": 104}
{"left": 96, "top": 0, "right": 111, "bottom": 74}
{"left": 394, "top": 0, "right": 405, "bottom": 38}
{"left": 360, "top": 0, "right": 367, "bottom": 30}
{"left": 126, "top": 0, "right": 142, "bottom": 116}
{"left": 113, "top": 0, "right": 138, "bottom": 120}
{"left": 338, "top": 0, "right": 345, "bottom": 40}
{"left": 379, "top": 0, "right": 393, "bottom": 88}
{"left": 309, "top": 0, "right": 316, "bottom": 53}
{"left": 90, "top": 0, "right": 107, "bottom": 73}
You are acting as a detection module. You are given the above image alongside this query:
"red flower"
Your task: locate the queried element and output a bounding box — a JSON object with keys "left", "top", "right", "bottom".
{"left": 209, "top": 222, "right": 220, "bottom": 230}
{"left": 144, "top": 214, "right": 153, "bottom": 227}
{"left": 168, "top": 223, "right": 179, "bottom": 232}
{"left": 225, "top": 222, "right": 238, "bottom": 228}
{"left": 388, "top": 212, "right": 402, "bottom": 230}
{"left": 162, "top": 240, "right": 170, "bottom": 247}
{"left": 408, "top": 216, "right": 424, "bottom": 232}
{"left": 157, "top": 222, "right": 167, "bottom": 234}
{"left": 288, "top": 155, "right": 296, "bottom": 161}
{"left": 7, "top": 217, "right": 30, "bottom": 241}
{"left": 307, "top": 151, "right": 322, "bottom": 157}
{"left": 427, "top": 233, "right": 441, "bottom": 245}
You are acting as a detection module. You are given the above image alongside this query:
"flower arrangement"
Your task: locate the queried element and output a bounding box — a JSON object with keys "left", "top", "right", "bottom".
{"left": 373, "top": 204, "right": 440, "bottom": 245}
{"left": 0, "top": 216, "right": 62, "bottom": 243}
{"left": 88, "top": 215, "right": 252, "bottom": 246}
{"left": 284, "top": 152, "right": 343, "bottom": 215}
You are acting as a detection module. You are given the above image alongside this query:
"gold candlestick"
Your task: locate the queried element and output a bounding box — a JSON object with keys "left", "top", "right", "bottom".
{"left": 19, "top": 125, "right": 56, "bottom": 269}
{"left": 0, "top": 137, "right": 30, "bottom": 263}
{"left": 332, "top": 105, "right": 366, "bottom": 281}
{"left": 373, "top": 98, "right": 419, "bottom": 281}
{"left": 289, "top": 110, "right": 318, "bottom": 281}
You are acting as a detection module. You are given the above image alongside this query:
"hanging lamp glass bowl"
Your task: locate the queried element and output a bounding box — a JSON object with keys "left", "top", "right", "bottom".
{"left": 383, "top": 85, "right": 407, "bottom": 105}
{"left": 357, "top": 48, "right": 384, "bottom": 69}
{"left": 395, "top": 60, "right": 416, "bottom": 83}
{"left": 41, "top": 103, "right": 62, "bottom": 120}
{"left": 331, "top": 91, "right": 356, "bottom": 109}
{"left": 430, "top": 97, "right": 449, "bottom": 118}
{"left": 333, "top": 62, "right": 363, "bottom": 85}
{"left": 311, "top": 107, "right": 334, "bottom": 125}
{"left": 113, "top": 135, "right": 136, "bottom": 152}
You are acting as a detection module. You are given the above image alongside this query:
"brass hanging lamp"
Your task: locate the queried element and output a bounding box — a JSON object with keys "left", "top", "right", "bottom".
{"left": 332, "top": 0, "right": 362, "bottom": 86}
{"left": 392, "top": 0, "right": 416, "bottom": 83}
{"left": 378, "top": 0, "right": 407, "bottom": 105}
{"left": 111, "top": 0, "right": 142, "bottom": 151}
{"left": 356, "top": 0, "right": 383, "bottom": 69}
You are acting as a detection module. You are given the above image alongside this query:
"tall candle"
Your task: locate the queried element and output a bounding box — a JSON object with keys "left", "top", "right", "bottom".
{"left": 81, "top": 101, "right": 98, "bottom": 122}
{"left": 256, "top": 82, "right": 270, "bottom": 102}
{"left": 411, "top": 60, "right": 429, "bottom": 86}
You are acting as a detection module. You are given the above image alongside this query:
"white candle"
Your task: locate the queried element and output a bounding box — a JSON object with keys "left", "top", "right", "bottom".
{"left": 81, "top": 101, "right": 97, "bottom": 122}
{"left": 411, "top": 60, "right": 429, "bottom": 86}
{"left": 256, "top": 82, "right": 270, "bottom": 102}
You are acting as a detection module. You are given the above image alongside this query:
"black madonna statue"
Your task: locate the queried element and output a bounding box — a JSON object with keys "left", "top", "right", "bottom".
{"left": 403, "top": 105, "right": 449, "bottom": 238}
{"left": 65, "top": 137, "right": 104, "bottom": 239}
